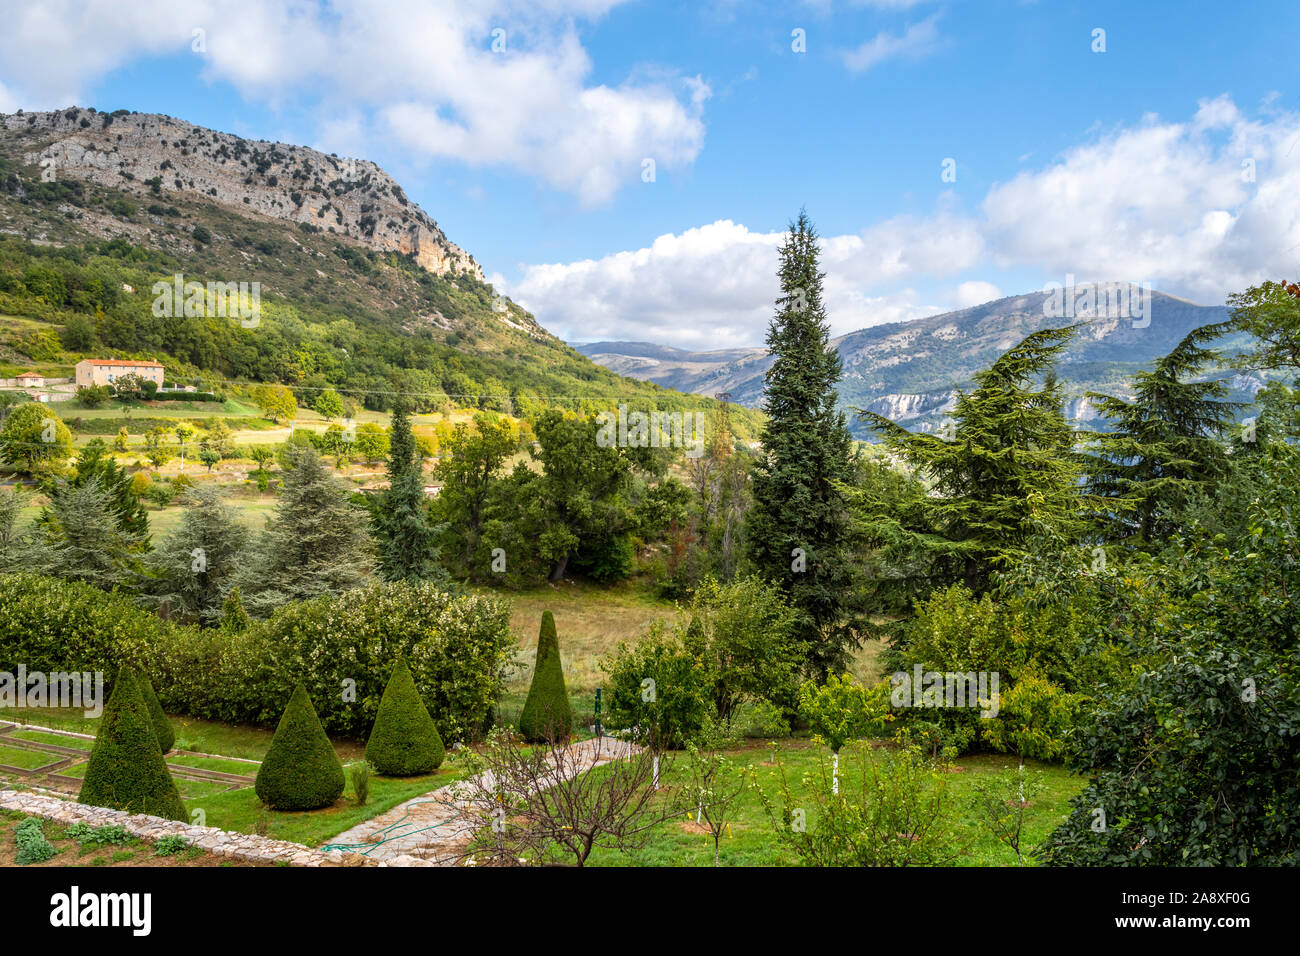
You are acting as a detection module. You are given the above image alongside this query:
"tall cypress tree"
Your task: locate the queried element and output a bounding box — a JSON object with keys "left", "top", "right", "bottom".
{"left": 747, "top": 211, "right": 856, "bottom": 679}
{"left": 373, "top": 400, "right": 444, "bottom": 583}
{"left": 1085, "top": 324, "right": 1239, "bottom": 543}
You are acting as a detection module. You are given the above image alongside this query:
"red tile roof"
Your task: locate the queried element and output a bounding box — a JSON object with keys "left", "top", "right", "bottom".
{"left": 79, "top": 359, "right": 163, "bottom": 367}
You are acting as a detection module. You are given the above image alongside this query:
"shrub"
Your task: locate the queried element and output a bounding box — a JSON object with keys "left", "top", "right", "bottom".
{"left": 757, "top": 745, "right": 961, "bottom": 867}
{"left": 14, "top": 818, "right": 57, "bottom": 865}
{"left": 0, "top": 574, "right": 513, "bottom": 742}
{"left": 245, "top": 582, "right": 513, "bottom": 742}
{"left": 136, "top": 671, "right": 175, "bottom": 754}
{"left": 799, "top": 674, "right": 892, "bottom": 754}
{"left": 254, "top": 684, "right": 345, "bottom": 810}
{"left": 349, "top": 764, "right": 370, "bottom": 806}
{"left": 152, "top": 835, "right": 190, "bottom": 857}
{"left": 981, "top": 672, "right": 1080, "bottom": 763}
{"left": 365, "top": 657, "right": 444, "bottom": 775}
{"left": 603, "top": 623, "right": 710, "bottom": 748}
{"left": 518, "top": 610, "right": 572, "bottom": 742}
{"left": 79, "top": 667, "right": 187, "bottom": 821}
{"left": 77, "top": 385, "right": 112, "bottom": 408}
{"left": 65, "top": 822, "right": 134, "bottom": 847}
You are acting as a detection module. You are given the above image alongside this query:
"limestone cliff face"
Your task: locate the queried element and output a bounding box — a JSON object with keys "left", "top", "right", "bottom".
{"left": 1, "top": 107, "right": 480, "bottom": 278}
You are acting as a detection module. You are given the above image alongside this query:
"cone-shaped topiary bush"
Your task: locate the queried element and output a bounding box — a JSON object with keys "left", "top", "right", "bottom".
{"left": 365, "top": 657, "right": 445, "bottom": 775}
{"left": 519, "top": 610, "right": 572, "bottom": 742}
{"left": 79, "top": 667, "right": 187, "bottom": 821}
{"left": 136, "top": 670, "right": 174, "bottom": 754}
{"left": 255, "top": 684, "right": 345, "bottom": 810}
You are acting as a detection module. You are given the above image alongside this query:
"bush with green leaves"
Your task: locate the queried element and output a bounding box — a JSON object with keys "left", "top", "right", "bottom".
{"left": 0, "top": 401, "right": 73, "bottom": 475}
{"left": 349, "top": 763, "right": 370, "bottom": 806}
{"left": 757, "top": 744, "right": 961, "bottom": 867}
{"left": 980, "top": 671, "right": 1080, "bottom": 764}
{"left": 1043, "top": 446, "right": 1300, "bottom": 866}
{"left": 255, "top": 684, "right": 345, "bottom": 810}
{"left": 79, "top": 667, "right": 187, "bottom": 820}
{"left": 603, "top": 577, "right": 802, "bottom": 747}
{"left": 65, "top": 822, "right": 134, "bottom": 847}
{"left": 0, "top": 574, "right": 513, "bottom": 743}
{"left": 245, "top": 582, "right": 513, "bottom": 742}
{"left": 888, "top": 581, "right": 1106, "bottom": 755}
{"left": 799, "top": 673, "right": 892, "bottom": 754}
{"left": 14, "top": 817, "right": 57, "bottom": 865}
{"left": 519, "top": 610, "right": 572, "bottom": 742}
{"left": 152, "top": 834, "right": 191, "bottom": 857}
{"left": 603, "top": 622, "right": 711, "bottom": 748}
{"left": 366, "top": 657, "right": 445, "bottom": 775}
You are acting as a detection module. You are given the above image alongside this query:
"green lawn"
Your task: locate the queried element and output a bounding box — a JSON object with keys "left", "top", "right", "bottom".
{"left": 9, "top": 728, "right": 91, "bottom": 749}
{"left": 4, "top": 707, "right": 365, "bottom": 763}
{"left": 0, "top": 743, "right": 63, "bottom": 771}
{"left": 583, "top": 739, "right": 1085, "bottom": 867}
{"left": 197, "top": 764, "right": 465, "bottom": 848}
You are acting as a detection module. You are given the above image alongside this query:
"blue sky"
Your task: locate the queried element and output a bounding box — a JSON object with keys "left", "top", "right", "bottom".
{"left": 1, "top": 1, "right": 1298, "bottom": 348}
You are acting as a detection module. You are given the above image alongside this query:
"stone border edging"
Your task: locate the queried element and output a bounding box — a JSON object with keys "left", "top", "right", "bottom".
{"left": 0, "top": 789, "right": 432, "bottom": 867}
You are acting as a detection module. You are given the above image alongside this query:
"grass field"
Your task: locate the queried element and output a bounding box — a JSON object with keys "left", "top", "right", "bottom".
{"left": 583, "top": 739, "right": 1085, "bottom": 867}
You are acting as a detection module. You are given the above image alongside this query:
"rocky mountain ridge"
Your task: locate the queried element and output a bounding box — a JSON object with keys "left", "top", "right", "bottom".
{"left": 0, "top": 106, "right": 479, "bottom": 278}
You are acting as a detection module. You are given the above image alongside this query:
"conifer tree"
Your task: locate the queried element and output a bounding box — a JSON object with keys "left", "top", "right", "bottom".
{"left": 861, "top": 326, "right": 1085, "bottom": 592}
{"left": 233, "top": 445, "right": 374, "bottom": 616}
{"left": 255, "top": 684, "right": 345, "bottom": 810}
{"left": 1085, "top": 324, "right": 1239, "bottom": 543}
{"left": 519, "top": 610, "right": 572, "bottom": 742}
{"left": 65, "top": 439, "right": 148, "bottom": 537}
{"left": 746, "top": 211, "right": 856, "bottom": 678}
{"left": 136, "top": 671, "right": 175, "bottom": 754}
{"left": 365, "top": 656, "right": 445, "bottom": 775}
{"left": 31, "top": 476, "right": 145, "bottom": 590}
{"left": 79, "top": 667, "right": 186, "bottom": 820}
{"left": 372, "top": 399, "right": 445, "bottom": 583}
{"left": 146, "top": 484, "right": 251, "bottom": 624}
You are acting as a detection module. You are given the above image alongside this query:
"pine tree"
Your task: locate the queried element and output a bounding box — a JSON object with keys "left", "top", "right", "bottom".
{"left": 79, "top": 667, "right": 186, "bottom": 820}
{"left": 233, "top": 445, "right": 374, "bottom": 616}
{"left": 518, "top": 610, "right": 572, "bottom": 742}
{"left": 31, "top": 476, "right": 145, "bottom": 590}
{"left": 746, "top": 211, "right": 856, "bottom": 679}
{"left": 146, "top": 484, "right": 251, "bottom": 624}
{"left": 1085, "top": 324, "right": 1239, "bottom": 543}
{"left": 365, "top": 657, "right": 445, "bottom": 775}
{"left": 861, "top": 326, "right": 1085, "bottom": 592}
{"left": 372, "top": 399, "right": 445, "bottom": 583}
{"left": 136, "top": 671, "right": 174, "bottom": 754}
{"left": 255, "top": 684, "right": 345, "bottom": 810}
{"left": 66, "top": 439, "right": 148, "bottom": 536}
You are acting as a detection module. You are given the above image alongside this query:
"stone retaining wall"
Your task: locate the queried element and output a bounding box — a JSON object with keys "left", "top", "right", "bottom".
{"left": 0, "top": 789, "right": 431, "bottom": 867}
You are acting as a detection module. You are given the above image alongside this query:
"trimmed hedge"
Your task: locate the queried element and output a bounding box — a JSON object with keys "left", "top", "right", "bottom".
{"left": 519, "top": 610, "right": 572, "bottom": 742}
{"left": 0, "top": 573, "right": 514, "bottom": 743}
{"left": 136, "top": 671, "right": 175, "bottom": 754}
{"left": 366, "top": 657, "right": 444, "bottom": 776}
{"left": 79, "top": 667, "right": 187, "bottom": 821}
{"left": 254, "top": 684, "right": 344, "bottom": 811}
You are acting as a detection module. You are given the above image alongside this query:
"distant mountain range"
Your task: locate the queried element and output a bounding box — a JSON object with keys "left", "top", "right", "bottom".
{"left": 575, "top": 289, "right": 1268, "bottom": 438}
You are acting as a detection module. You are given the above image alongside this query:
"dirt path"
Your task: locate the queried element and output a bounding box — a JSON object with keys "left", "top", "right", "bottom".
{"left": 322, "top": 736, "right": 638, "bottom": 865}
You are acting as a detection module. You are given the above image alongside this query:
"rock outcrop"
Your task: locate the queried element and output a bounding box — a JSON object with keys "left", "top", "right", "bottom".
{"left": 2, "top": 106, "right": 480, "bottom": 278}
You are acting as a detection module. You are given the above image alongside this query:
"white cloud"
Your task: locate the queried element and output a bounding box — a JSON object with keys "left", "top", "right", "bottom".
{"left": 953, "top": 281, "right": 1002, "bottom": 309}
{"left": 841, "top": 14, "right": 945, "bottom": 72}
{"left": 0, "top": 0, "right": 706, "bottom": 206}
{"left": 514, "top": 97, "right": 1300, "bottom": 349}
